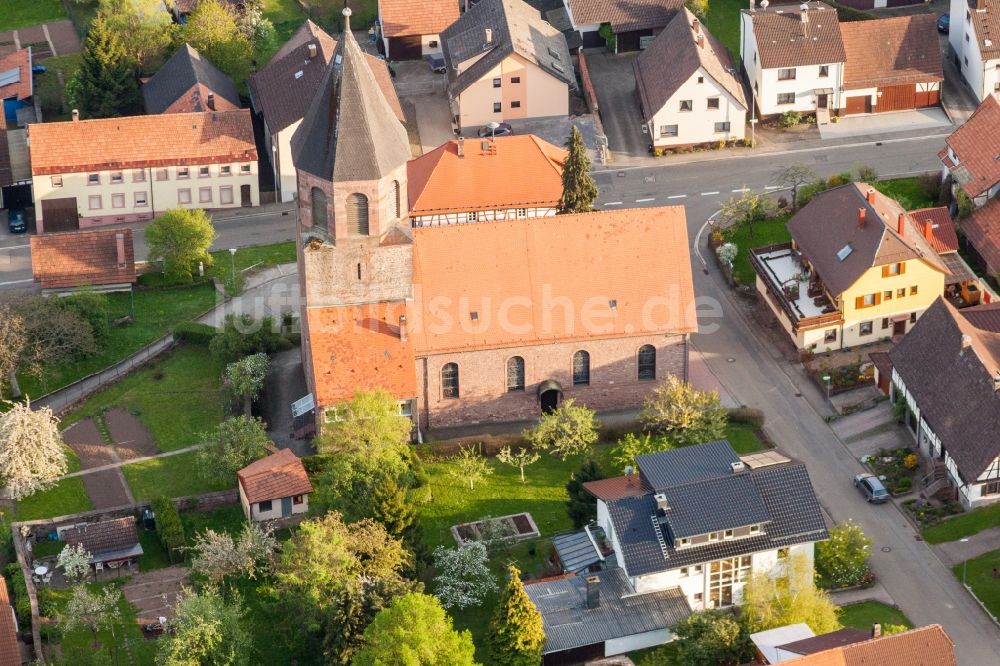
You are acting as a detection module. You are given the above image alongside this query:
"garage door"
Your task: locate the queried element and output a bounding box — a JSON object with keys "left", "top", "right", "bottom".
{"left": 844, "top": 96, "right": 870, "bottom": 115}
{"left": 40, "top": 197, "right": 79, "bottom": 233}
{"left": 388, "top": 35, "right": 422, "bottom": 61}
{"left": 876, "top": 84, "right": 916, "bottom": 112}
{"left": 915, "top": 89, "right": 941, "bottom": 107}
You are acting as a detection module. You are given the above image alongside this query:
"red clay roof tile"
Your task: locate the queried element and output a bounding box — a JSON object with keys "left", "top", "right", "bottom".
{"left": 30, "top": 228, "right": 137, "bottom": 290}
{"left": 944, "top": 95, "right": 1000, "bottom": 199}
{"left": 840, "top": 15, "right": 942, "bottom": 89}
{"left": 380, "top": 0, "right": 459, "bottom": 37}
{"left": 237, "top": 449, "right": 313, "bottom": 504}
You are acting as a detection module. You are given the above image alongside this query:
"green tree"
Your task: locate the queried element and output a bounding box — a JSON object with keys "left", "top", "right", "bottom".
{"left": 557, "top": 126, "right": 598, "bottom": 214}
{"left": 196, "top": 415, "right": 271, "bottom": 485}
{"left": 224, "top": 353, "right": 270, "bottom": 417}
{"left": 182, "top": 0, "right": 254, "bottom": 86}
{"left": 671, "top": 609, "right": 752, "bottom": 666}
{"left": 565, "top": 458, "right": 603, "bottom": 528}
{"left": 488, "top": 565, "right": 545, "bottom": 666}
{"left": 156, "top": 588, "right": 252, "bottom": 666}
{"left": 145, "top": 208, "right": 216, "bottom": 283}
{"left": 640, "top": 375, "right": 728, "bottom": 447}
{"left": 352, "top": 593, "right": 477, "bottom": 666}
{"left": 524, "top": 399, "right": 600, "bottom": 459}
{"left": 371, "top": 469, "right": 416, "bottom": 539}
{"left": 67, "top": 15, "right": 140, "bottom": 118}
{"left": 685, "top": 0, "right": 709, "bottom": 19}
{"left": 61, "top": 292, "right": 111, "bottom": 344}
{"left": 497, "top": 445, "right": 540, "bottom": 483}
{"left": 209, "top": 314, "right": 284, "bottom": 363}
{"left": 317, "top": 389, "right": 413, "bottom": 477}
{"left": 99, "top": 0, "right": 175, "bottom": 73}
{"left": 448, "top": 443, "right": 493, "bottom": 491}
{"left": 719, "top": 188, "right": 775, "bottom": 239}
{"left": 739, "top": 554, "right": 841, "bottom": 634}
{"left": 815, "top": 520, "right": 873, "bottom": 588}
{"left": 610, "top": 432, "right": 666, "bottom": 472}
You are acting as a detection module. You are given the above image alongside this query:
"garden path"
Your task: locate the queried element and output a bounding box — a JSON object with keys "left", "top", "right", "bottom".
{"left": 62, "top": 418, "right": 134, "bottom": 509}
{"left": 55, "top": 445, "right": 201, "bottom": 481}
{"left": 121, "top": 566, "right": 189, "bottom": 625}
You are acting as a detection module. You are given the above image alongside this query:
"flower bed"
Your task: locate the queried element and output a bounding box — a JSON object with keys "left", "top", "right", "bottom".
{"left": 862, "top": 447, "right": 920, "bottom": 494}
{"left": 902, "top": 498, "right": 964, "bottom": 528}
{"left": 813, "top": 362, "right": 874, "bottom": 395}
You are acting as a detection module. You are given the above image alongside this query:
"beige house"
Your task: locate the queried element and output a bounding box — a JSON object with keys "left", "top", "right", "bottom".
{"left": 236, "top": 449, "right": 313, "bottom": 522}
{"left": 27, "top": 110, "right": 258, "bottom": 233}
{"left": 441, "top": 0, "right": 575, "bottom": 131}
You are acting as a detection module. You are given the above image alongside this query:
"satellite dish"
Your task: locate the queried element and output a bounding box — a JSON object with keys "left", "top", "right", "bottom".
{"left": 800, "top": 2, "right": 808, "bottom": 10}
{"left": 487, "top": 122, "right": 500, "bottom": 130}
{"left": 760, "top": 0, "right": 769, "bottom": 8}
{"left": 624, "top": 465, "right": 634, "bottom": 476}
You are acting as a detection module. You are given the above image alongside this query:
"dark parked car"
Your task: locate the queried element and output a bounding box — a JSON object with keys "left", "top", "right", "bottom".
{"left": 424, "top": 53, "right": 446, "bottom": 74}
{"left": 854, "top": 473, "right": 890, "bottom": 503}
{"left": 938, "top": 14, "right": 950, "bottom": 33}
{"left": 477, "top": 122, "right": 513, "bottom": 138}
{"left": 6, "top": 208, "right": 27, "bottom": 234}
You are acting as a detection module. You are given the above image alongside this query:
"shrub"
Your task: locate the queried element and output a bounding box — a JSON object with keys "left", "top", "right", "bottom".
{"left": 779, "top": 111, "right": 802, "bottom": 128}
{"left": 895, "top": 477, "right": 912, "bottom": 492}
{"left": 798, "top": 179, "right": 828, "bottom": 207}
{"left": 854, "top": 165, "right": 878, "bottom": 183}
{"left": 917, "top": 172, "right": 941, "bottom": 199}
{"left": 903, "top": 453, "right": 919, "bottom": 470}
{"left": 4, "top": 564, "right": 29, "bottom": 625}
{"left": 827, "top": 172, "right": 852, "bottom": 187}
{"left": 0, "top": 519, "right": 13, "bottom": 565}
{"left": 938, "top": 174, "right": 953, "bottom": 207}
{"left": 61, "top": 292, "right": 111, "bottom": 343}
{"left": 815, "top": 521, "right": 872, "bottom": 588}
{"left": 151, "top": 498, "right": 185, "bottom": 563}
{"left": 955, "top": 187, "right": 973, "bottom": 220}
{"left": 173, "top": 322, "right": 218, "bottom": 346}
{"left": 727, "top": 407, "right": 764, "bottom": 428}
{"left": 209, "top": 314, "right": 283, "bottom": 362}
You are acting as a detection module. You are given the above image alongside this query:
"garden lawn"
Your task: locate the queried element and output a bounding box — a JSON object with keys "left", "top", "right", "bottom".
{"left": 837, "top": 601, "right": 913, "bottom": 631}
{"left": 63, "top": 345, "right": 225, "bottom": 452}
{"left": 180, "top": 504, "right": 247, "bottom": 546}
{"left": 16, "top": 478, "right": 92, "bottom": 521}
{"left": 922, "top": 503, "right": 1000, "bottom": 544}
{"left": 124, "top": 450, "right": 234, "bottom": 501}
{"left": 0, "top": 0, "right": 65, "bottom": 31}
{"left": 16, "top": 283, "right": 217, "bottom": 398}
{"left": 33, "top": 53, "right": 82, "bottom": 121}
{"left": 872, "top": 177, "right": 936, "bottom": 211}
{"left": 49, "top": 581, "right": 158, "bottom": 665}
{"left": 953, "top": 550, "right": 1000, "bottom": 619}
{"left": 704, "top": 0, "right": 742, "bottom": 64}
{"left": 263, "top": 0, "right": 310, "bottom": 46}
{"left": 724, "top": 213, "right": 792, "bottom": 286}
{"left": 206, "top": 241, "right": 297, "bottom": 294}
{"left": 138, "top": 529, "right": 173, "bottom": 571}
{"left": 724, "top": 423, "right": 766, "bottom": 454}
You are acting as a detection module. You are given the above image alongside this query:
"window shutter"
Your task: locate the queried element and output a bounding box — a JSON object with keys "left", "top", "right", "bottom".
{"left": 855, "top": 296, "right": 864, "bottom": 309}
{"left": 899, "top": 262, "right": 906, "bottom": 275}
{"left": 874, "top": 292, "right": 882, "bottom": 305}
{"left": 881, "top": 266, "right": 890, "bottom": 278}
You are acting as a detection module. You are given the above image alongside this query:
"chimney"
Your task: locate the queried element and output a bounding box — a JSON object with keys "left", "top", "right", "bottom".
{"left": 871, "top": 623, "right": 882, "bottom": 639}
{"left": 456, "top": 136, "right": 465, "bottom": 158}
{"left": 71, "top": 109, "right": 79, "bottom": 122}
{"left": 858, "top": 207, "right": 866, "bottom": 227}
{"left": 731, "top": 461, "right": 746, "bottom": 473}
{"left": 307, "top": 42, "right": 318, "bottom": 59}
{"left": 696, "top": 33, "right": 705, "bottom": 48}
{"left": 923, "top": 220, "right": 933, "bottom": 241}
{"left": 977, "top": 0, "right": 986, "bottom": 11}
{"left": 654, "top": 493, "right": 670, "bottom": 514}
{"left": 485, "top": 28, "right": 493, "bottom": 44}
{"left": 115, "top": 232, "right": 126, "bottom": 270}
{"left": 692, "top": 19, "right": 701, "bottom": 33}
{"left": 585, "top": 576, "right": 600, "bottom": 609}
{"left": 897, "top": 213, "right": 906, "bottom": 237}
{"left": 961, "top": 333, "right": 973, "bottom": 349}
{"left": 399, "top": 315, "right": 408, "bottom": 342}
{"left": 207, "top": 92, "right": 215, "bottom": 111}
{"left": 867, "top": 189, "right": 876, "bottom": 204}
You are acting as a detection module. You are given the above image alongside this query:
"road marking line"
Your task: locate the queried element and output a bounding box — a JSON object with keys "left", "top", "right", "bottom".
{"left": 765, "top": 185, "right": 781, "bottom": 190}
{"left": 0, "top": 278, "right": 34, "bottom": 286}
{"left": 667, "top": 194, "right": 687, "bottom": 199}
{"left": 701, "top": 191, "right": 720, "bottom": 196}
{"left": 0, "top": 244, "right": 30, "bottom": 251}
{"left": 635, "top": 197, "right": 655, "bottom": 203}
{"left": 603, "top": 201, "right": 623, "bottom": 206}
{"left": 731, "top": 188, "right": 748, "bottom": 193}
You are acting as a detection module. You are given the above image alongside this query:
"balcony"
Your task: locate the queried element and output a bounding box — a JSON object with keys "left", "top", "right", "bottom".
{"left": 750, "top": 243, "right": 843, "bottom": 332}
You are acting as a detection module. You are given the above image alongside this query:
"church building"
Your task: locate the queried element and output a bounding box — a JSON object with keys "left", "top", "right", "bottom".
{"left": 293, "top": 8, "right": 698, "bottom": 437}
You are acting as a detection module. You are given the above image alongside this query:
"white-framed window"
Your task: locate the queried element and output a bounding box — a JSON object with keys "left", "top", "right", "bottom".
{"left": 51, "top": 175, "right": 62, "bottom": 187}
{"left": 778, "top": 68, "right": 796, "bottom": 80}
{"left": 777, "top": 92, "right": 795, "bottom": 105}
{"left": 133, "top": 169, "right": 146, "bottom": 182}
{"left": 707, "top": 97, "right": 720, "bottom": 110}
{"left": 466, "top": 211, "right": 478, "bottom": 222}
{"left": 516, "top": 208, "right": 527, "bottom": 218}
{"left": 492, "top": 78, "right": 501, "bottom": 88}
{"left": 156, "top": 169, "right": 168, "bottom": 181}
{"left": 178, "top": 167, "right": 190, "bottom": 179}
{"left": 199, "top": 187, "right": 212, "bottom": 203}
{"left": 723, "top": 529, "right": 734, "bottom": 540}
{"left": 87, "top": 173, "right": 100, "bottom": 185}
{"left": 111, "top": 193, "right": 125, "bottom": 209}
{"left": 819, "top": 65, "right": 829, "bottom": 77}
{"left": 714, "top": 122, "right": 731, "bottom": 133}
{"left": 240, "top": 163, "right": 251, "bottom": 174}
{"left": 679, "top": 99, "right": 693, "bottom": 111}
{"left": 88, "top": 195, "right": 102, "bottom": 210}
{"left": 511, "top": 101, "right": 521, "bottom": 108}
{"left": 135, "top": 191, "right": 148, "bottom": 207}
{"left": 221, "top": 165, "right": 232, "bottom": 176}
{"left": 493, "top": 102, "right": 501, "bottom": 112}
{"left": 198, "top": 166, "right": 210, "bottom": 177}
{"left": 680, "top": 567, "right": 689, "bottom": 577}
{"left": 258, "top": 500, "right": 272, "bottom": 512}
{"left": 178, "top": 188, "right": 192, "bottom": 204}
{"left": 660, "top": 125, "right": 678, "bottom": 137}
{"left": 860, "top": 321, "right": 873, "bottom": 336}
{"left": 110, "top": 171, "right": 124, "bottom": 184}
{"left": 220, "top": 186, "right": 234, "bottom": 205}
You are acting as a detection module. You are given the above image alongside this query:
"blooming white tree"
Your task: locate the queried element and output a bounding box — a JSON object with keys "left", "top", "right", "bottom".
{"left": 60, "top": 585, "right": 122, "bottom": 648}
{"left": 716, "top": 242, "right": 738, "bottom": 267}
{"left": 432, "top": 542, "right": 497, "bottom": 610}
{"left": 497, "top": 446, "right": 540, "bottom": 483}
{"left": 0, "top": 399, "right": 68, "bottom": 499}
{"left": 57, "top": 543, "right": 92, "bottom": 582}
{"left": 189, "top": 523, "right": 277, "bottom": 584}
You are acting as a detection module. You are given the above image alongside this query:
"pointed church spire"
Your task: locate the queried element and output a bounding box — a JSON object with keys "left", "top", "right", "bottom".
{"left": 291, "top": 5, "right": 410, "bottom": 183}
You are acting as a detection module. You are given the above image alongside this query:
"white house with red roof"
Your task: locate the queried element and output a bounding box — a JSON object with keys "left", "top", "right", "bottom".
{"left": 236, "top": 449, "right": 314, "bottom": 522}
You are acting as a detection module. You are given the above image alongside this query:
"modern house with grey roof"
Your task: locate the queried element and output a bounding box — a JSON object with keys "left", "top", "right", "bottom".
{"left": 440, "top": 0, "right": 575, "bottom": 131}
{"left": 589, "top": 440, "right": 827, "bottom": 611}
{"left": 634, "top": 10, "right": 746, "bottom": 150}
{"left": 141, "top": 44, "right": 239, "bottom": 115}
{"left": 887, "top": 297, "right": 1000, "bottom": 508}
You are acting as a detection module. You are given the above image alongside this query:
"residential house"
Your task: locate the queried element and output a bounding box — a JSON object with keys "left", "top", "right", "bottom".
{"left": 61, "top": 516, "right": 144, "bottom": 573}
{"left": 588, "top": 440, "right": 828, "bottom": 609}
{"left": 441, "top": 0, "right": 574, "bottom": 131}
{"left": 141, "top": 44, "right": 240, "bottom": 115}
{"left": 294, "top": 10, "right": 696, "bottom": 434}
{"left": 248, "top": 20, "right": 403, "bottom": 203}
{"left": 524, "top": 568, "right": 691, "bottom": 662}
{"left": 751, "top": 183, "right": 953, "bottom": 352}
{"left": 27, "top": 109, "right": 258, "bottom": 233}
{"left": 30, "top": 228, "right": 136, "bottom": 294}
{"left": 887, "top": 297, "right": 1000, "bottom": 508}
{"left": 561, "top": 0, "right": 683, "bottom": 51}
{"left": 237, "top": 449, "right": 313, "bottom": 522}
{"left": 948, "top": 0, "right": 1000, "bottom": 101}
{"left": 0, "top": 578, "right": 20, "bottom": 666}
{"left": 781, "top": 624, "right": 956, "bottom": 665}
{"left": 377, "top": 0, "right": 458, "bottom": 59}
{"left": 634, "top": 11, "right": 746, "bottom": 150}
{"left": 0, "top": 48, "right": 33, "bottom": 128}
{"left": 406, "top": 134, "right": 565, "bottom": 226}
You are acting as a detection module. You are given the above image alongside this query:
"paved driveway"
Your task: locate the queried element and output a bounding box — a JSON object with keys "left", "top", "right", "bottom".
{"left": 583, "top": 51, "right": 648, "bottom": 158}
{"left": 818, "top": 108, "right": 952, "bottom": 140}
{"left": 405, "top": 93, "right": 454, "bottom": 154}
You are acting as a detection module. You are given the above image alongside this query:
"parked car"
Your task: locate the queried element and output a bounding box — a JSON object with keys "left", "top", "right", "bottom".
{"left": 937, "top": 14, "right": 950, "bottom": 33}
{"left": 477, "top": 122, "right": 513, "bottom": 138}
{"left": 6, "top": 208, "right": 27, "bottom": 234}
{"left": 854, "top": 473, "right": 890, "bottom": 503}
{"left": 424, "top": 53, "right": 446, "bottom": 74}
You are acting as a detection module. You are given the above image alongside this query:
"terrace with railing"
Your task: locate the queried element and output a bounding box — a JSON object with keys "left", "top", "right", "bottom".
{"left": 750, "top": 242, "right": 844, "bottom": 332}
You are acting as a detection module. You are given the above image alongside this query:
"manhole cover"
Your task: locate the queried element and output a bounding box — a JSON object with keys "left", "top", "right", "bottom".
{"left": 881, "top": 546, "right": 892, "bottom": 553}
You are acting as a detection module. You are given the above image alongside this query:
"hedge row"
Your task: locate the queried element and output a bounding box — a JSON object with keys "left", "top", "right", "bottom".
{"left": 172, "top": 322, "right": 218, "bottom": 346}
{"left": 4, "top": 563, "right": 30, "bottom": 626}
{"left": 727, "top": 407, "right": 765, "bottom": 428}
{"left": 152, "top": 497, "right": 186, "bottom": 563}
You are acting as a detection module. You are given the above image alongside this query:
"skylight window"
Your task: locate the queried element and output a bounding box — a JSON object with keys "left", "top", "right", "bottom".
{"left": 837, "top": 244, "right": 853, "bottom": 261}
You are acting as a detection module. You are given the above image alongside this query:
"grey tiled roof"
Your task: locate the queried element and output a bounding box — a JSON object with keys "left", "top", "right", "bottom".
{"left": 609, "top": 455, "right": 827, "bottom": 577}
{"left": 291, "top": 18, "right": 411, "bottom": 183}
{"left": 441, "top": 0, "right": 574, "bottom": 97}
{"left": 660, "top": 473, "right": 769, "bottom": 540}
{"left": 142, "top": 44, "right": 239, "bottom": 114}
{"left": 637, "top": 439, "right": 741, "bottom": 489}
{"left": 524, "top": 568, "right": 690, "bottom": 654}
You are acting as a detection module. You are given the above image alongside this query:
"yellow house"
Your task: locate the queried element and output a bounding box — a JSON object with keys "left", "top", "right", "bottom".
{"left": 27, "top": 109, "right": 259, "bottom": 233}
{"left": 751, "top": 183, "right": 959, "bottom": 352}
{"left": 440, "top": 0, "right": 574, "bottom": 132}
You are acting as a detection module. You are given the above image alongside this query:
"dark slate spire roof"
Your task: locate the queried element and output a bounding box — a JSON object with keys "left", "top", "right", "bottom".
{"left": 291, "top": 8, "right": 410, "bottom": 183}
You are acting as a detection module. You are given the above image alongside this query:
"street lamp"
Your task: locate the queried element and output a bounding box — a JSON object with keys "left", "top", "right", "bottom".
{"left": 229, "top": 248, "right": 237, "bottom": 290}
{"left": 822, "top": 374, "right": 832, "bottom": 405}
{"left": 961, "top": 537, "right": 970, "bottom": 587}
{"left": 486, "top": 121, "right": 500, "bottom": 140}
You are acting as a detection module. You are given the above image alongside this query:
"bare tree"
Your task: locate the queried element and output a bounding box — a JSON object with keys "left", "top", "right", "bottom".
{"left": 773, "top": 164, "right": 817, "bottom": 210}
{"left": 0, "top": 302, "right": 26, "bottom": 398}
